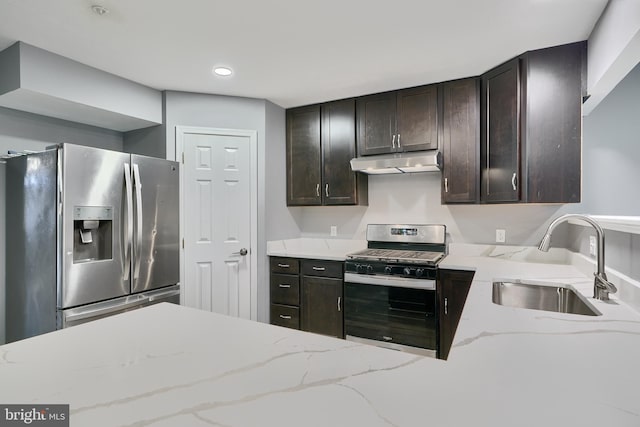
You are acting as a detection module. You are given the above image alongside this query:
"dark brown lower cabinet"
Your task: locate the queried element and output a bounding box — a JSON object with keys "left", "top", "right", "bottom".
{"left": 270, "top": 257, "right": 344, "bottom": 339}
{"left": 438, "top": 269, "right": 475, "bottom": 360}
{"left": 301, "top": 276, "right": 343, "bottom": 338}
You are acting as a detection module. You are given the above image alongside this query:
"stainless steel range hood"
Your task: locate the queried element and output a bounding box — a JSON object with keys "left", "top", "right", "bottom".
{"left": 350, "top": 151, "right": 442, "bottom": 174}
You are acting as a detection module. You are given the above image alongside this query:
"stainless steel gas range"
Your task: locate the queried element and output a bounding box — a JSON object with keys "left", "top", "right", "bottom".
{"left": 344, "top": 224, "right": 447, "bottom": 357}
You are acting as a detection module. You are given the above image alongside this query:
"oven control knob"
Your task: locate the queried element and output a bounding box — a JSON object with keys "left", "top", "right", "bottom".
{"left": 366, "top": 265, "right": 374, "bottom": 274}
{"left": 384, "top": 266, "right": 393, "bottom": 274}
{"left": 415, "top": 268, "right": 424, "bottom": 278}
{"left": 403, "top": 267, "right": 412, "bottom": 276}
{"left": 356, "top": 264, "right": 364, "bottom": 274}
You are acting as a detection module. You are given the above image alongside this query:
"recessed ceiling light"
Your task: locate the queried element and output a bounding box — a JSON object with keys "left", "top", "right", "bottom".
{"left": 91, "top": 5, "right": 109, "bottom": 15}
{"left": 213, "top": 67, "right": 233, "bottom": 77}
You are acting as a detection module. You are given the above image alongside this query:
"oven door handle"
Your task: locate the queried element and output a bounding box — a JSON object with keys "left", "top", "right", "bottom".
{"left": 344, "top": 272, "right": 436, "bottom": 290}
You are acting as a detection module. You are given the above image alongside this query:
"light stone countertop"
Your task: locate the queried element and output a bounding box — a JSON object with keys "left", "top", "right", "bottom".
{"left": 267, "top": 237, "right": 367, "bottom": 261}
{"left": 1, "top": 245, "right": 640, "bottom": 426}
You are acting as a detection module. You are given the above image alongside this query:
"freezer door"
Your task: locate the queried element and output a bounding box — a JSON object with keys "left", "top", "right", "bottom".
{"left": 59, "top": 285, "right": 180, "bottom": 328}
{"left": 131, "top": 154, "right": 180, "bottom": 293}
{"left": 60, "top": 144, "right": 132, "bottom": 308}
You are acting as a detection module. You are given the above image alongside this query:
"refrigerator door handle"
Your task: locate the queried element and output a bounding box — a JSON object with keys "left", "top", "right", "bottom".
{"left": 123, "top": 163, "right": 134, "bottom": 280}
{"left": 132, "top": 163, "right": 143, "bottom": 280}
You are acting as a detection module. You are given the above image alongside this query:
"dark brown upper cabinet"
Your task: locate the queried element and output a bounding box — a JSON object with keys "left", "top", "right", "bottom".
{"left": 441, "top": 78, "right": 480, "bottom": 204}
{"left": 286, "top": 105, "right": 322, "bottom": 206}
{"left": 481, "top": 58, "right": 521, "bottom": 203}
{"left": 520, "top": 42, "right": 584, "bottom": 203}
{"left": 480, "top": 41, "right": 585, "bottom": 204}
{"left": 357, "top": 85, "right": 438, "bottom": 156}
{"left": 286, "top": 100, "right": 367, "bottom": 206}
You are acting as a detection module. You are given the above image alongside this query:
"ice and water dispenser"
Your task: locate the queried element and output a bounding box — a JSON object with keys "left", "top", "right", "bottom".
{"left": 73, "top": 206, "right": 113, "bottom": 263}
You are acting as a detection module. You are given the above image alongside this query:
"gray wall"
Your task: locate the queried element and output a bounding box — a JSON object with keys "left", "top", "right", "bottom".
{"left": 0, "top": 106, "right": 124, "bottom": 344}
{"left": 577, "top": 62, "right": 640, "bottom": 216}
{"left": 123, "top": 93, "right": 167, "bottom": 158}
{"left": 562, "top": 61, "right": 640, "bottom": 281}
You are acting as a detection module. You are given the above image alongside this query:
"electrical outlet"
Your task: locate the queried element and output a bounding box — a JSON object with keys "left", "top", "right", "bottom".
{"left": 589, "top": 235, "right": 597, "bottom": 256}
{"left": 496, "top": 229, "right": 506, "bottom": 243}
{"left": 330, "top": 226, "right": 337, "bottom": 237}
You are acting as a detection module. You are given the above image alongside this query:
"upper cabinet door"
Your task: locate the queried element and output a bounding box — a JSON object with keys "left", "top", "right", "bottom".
{"left": 286, "top": 105, "right": 322, "bottom": 206}
{"left": 356, "top": 92, "right": 397, "bottom": 156}
{"left": 481, "top": 58, "right": 520, "bottom": 203}
{"left": 396, "top": 85, "right": 439, "bottom": 152}
{"left": 521, "top": 41, "right": 584, "bottom": 203}
{"left": 441, "top": 78, "right": 480, "bottom": 204}
{"left": 322, "top": 99, "right": 361, "bottom": 205}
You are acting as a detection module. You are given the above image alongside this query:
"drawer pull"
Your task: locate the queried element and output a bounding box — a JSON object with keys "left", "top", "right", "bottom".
{"left": 277, "top": 263, "right": 290, "bottom": 268}
{"left": 382, "top": 336, "right": 393, "bottom": 342}
{"left": 312, "top": 266, "right": 326, "bottom": 271}
{"left": 278, "top": 284, "right": 291, "bottom": 288}
{"left": 279, "top": 315, "right": 292, "bottom": 320}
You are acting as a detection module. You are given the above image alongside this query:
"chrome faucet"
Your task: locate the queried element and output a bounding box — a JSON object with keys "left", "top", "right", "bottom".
{"left": 538, "top": 214, "right": 617, "bottom": 301}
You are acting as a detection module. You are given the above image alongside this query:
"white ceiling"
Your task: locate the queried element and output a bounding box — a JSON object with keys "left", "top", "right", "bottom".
{"left": 0, "top": 0, "right": 608, "bottom": 109}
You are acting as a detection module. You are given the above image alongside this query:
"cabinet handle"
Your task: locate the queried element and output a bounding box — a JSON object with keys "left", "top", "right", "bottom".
{"left": 397, "top": 133, "right": 401, "bottom": 149}
{"left": 392, "top": 134, "right": 396, "bottom": 148}
{"left": 325, "top": 183, "right": 329, "bottom": 197}
{"left": 279, "top": 315, "right": 292, "bottom": 320}
{"left": 511, "top": 173, "right": 517, "bottom": 191}
{"left": 278, "top": 284, "right": 291, "bottom": 288}
{"left": 382, "top": 336, "right": 393, "bottom": 341}
{"left": 277, "top": 263, "right": 290, "bottom": 268}
{"left": 444, "top": 297, "right": 448, "bottom": 315}
{"left": 337, "top": 296, "right": 341, "bottom": 312}
{"left": 444, "top": 177, "right": 449, "bottom": 193}
{"left": 316, "top": 183, "right": 320, "bottom": 197}
{"left": 312, "top": 266, "right": 326, "bottom": 271}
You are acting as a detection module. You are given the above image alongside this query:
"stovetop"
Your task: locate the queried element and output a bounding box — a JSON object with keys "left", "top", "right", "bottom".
{"left": 346, "top": 248, "right": 445, "bottom": 265}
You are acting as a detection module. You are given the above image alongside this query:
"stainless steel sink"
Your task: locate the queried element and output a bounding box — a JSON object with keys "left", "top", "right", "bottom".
{"left": 492, "top": 281, "right": 601, "bottom": 316}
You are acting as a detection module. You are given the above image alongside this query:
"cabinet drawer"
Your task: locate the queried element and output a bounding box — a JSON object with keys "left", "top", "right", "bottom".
{"left": 270, "top": 274, "right": 300, "bottom": 306}
{"left": 301, "top": 260, "right": 343, "bottom": 278}
{"left": 270, "top": 304, "right": 300, "bottom": 330}
{"left": 270, "top": 257, "right": 300, "bottom": 274}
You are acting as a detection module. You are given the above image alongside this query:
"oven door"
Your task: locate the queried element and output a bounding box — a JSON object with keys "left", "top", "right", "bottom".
{"left": 344, "top": 274, "right": 437, "bottom": 357}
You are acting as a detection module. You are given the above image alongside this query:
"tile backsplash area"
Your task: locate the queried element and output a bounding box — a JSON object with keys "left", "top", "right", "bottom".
{"left": 291, "top": 172, "right": 567, "bottom": 246}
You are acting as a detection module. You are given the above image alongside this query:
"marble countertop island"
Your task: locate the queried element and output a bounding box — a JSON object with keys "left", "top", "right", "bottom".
{"left": 2, "top": 248, "right": 640, "bottom": 426}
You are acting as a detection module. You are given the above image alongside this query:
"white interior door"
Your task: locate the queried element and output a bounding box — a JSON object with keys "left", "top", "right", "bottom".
{"left": 177, "top": 127, "right": 257, "bottom": 320}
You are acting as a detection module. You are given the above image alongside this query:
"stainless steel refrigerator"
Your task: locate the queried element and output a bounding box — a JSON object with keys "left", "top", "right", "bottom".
{"left": 6, "top": 143, "right": 180, "bottom": 342}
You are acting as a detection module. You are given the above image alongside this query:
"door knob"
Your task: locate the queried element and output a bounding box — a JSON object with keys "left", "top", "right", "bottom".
{"left": 232, "top": 248, "right": 248, "bottom": 256}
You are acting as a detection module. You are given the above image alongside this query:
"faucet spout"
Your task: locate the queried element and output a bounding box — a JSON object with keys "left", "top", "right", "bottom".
{"left": 537, "top": 214, "right": 616, "bottom": 301}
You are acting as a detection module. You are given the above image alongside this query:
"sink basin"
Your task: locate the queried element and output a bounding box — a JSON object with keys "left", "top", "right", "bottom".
{"left": 492, "top": 281, "right": 601, "bottom": 316}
